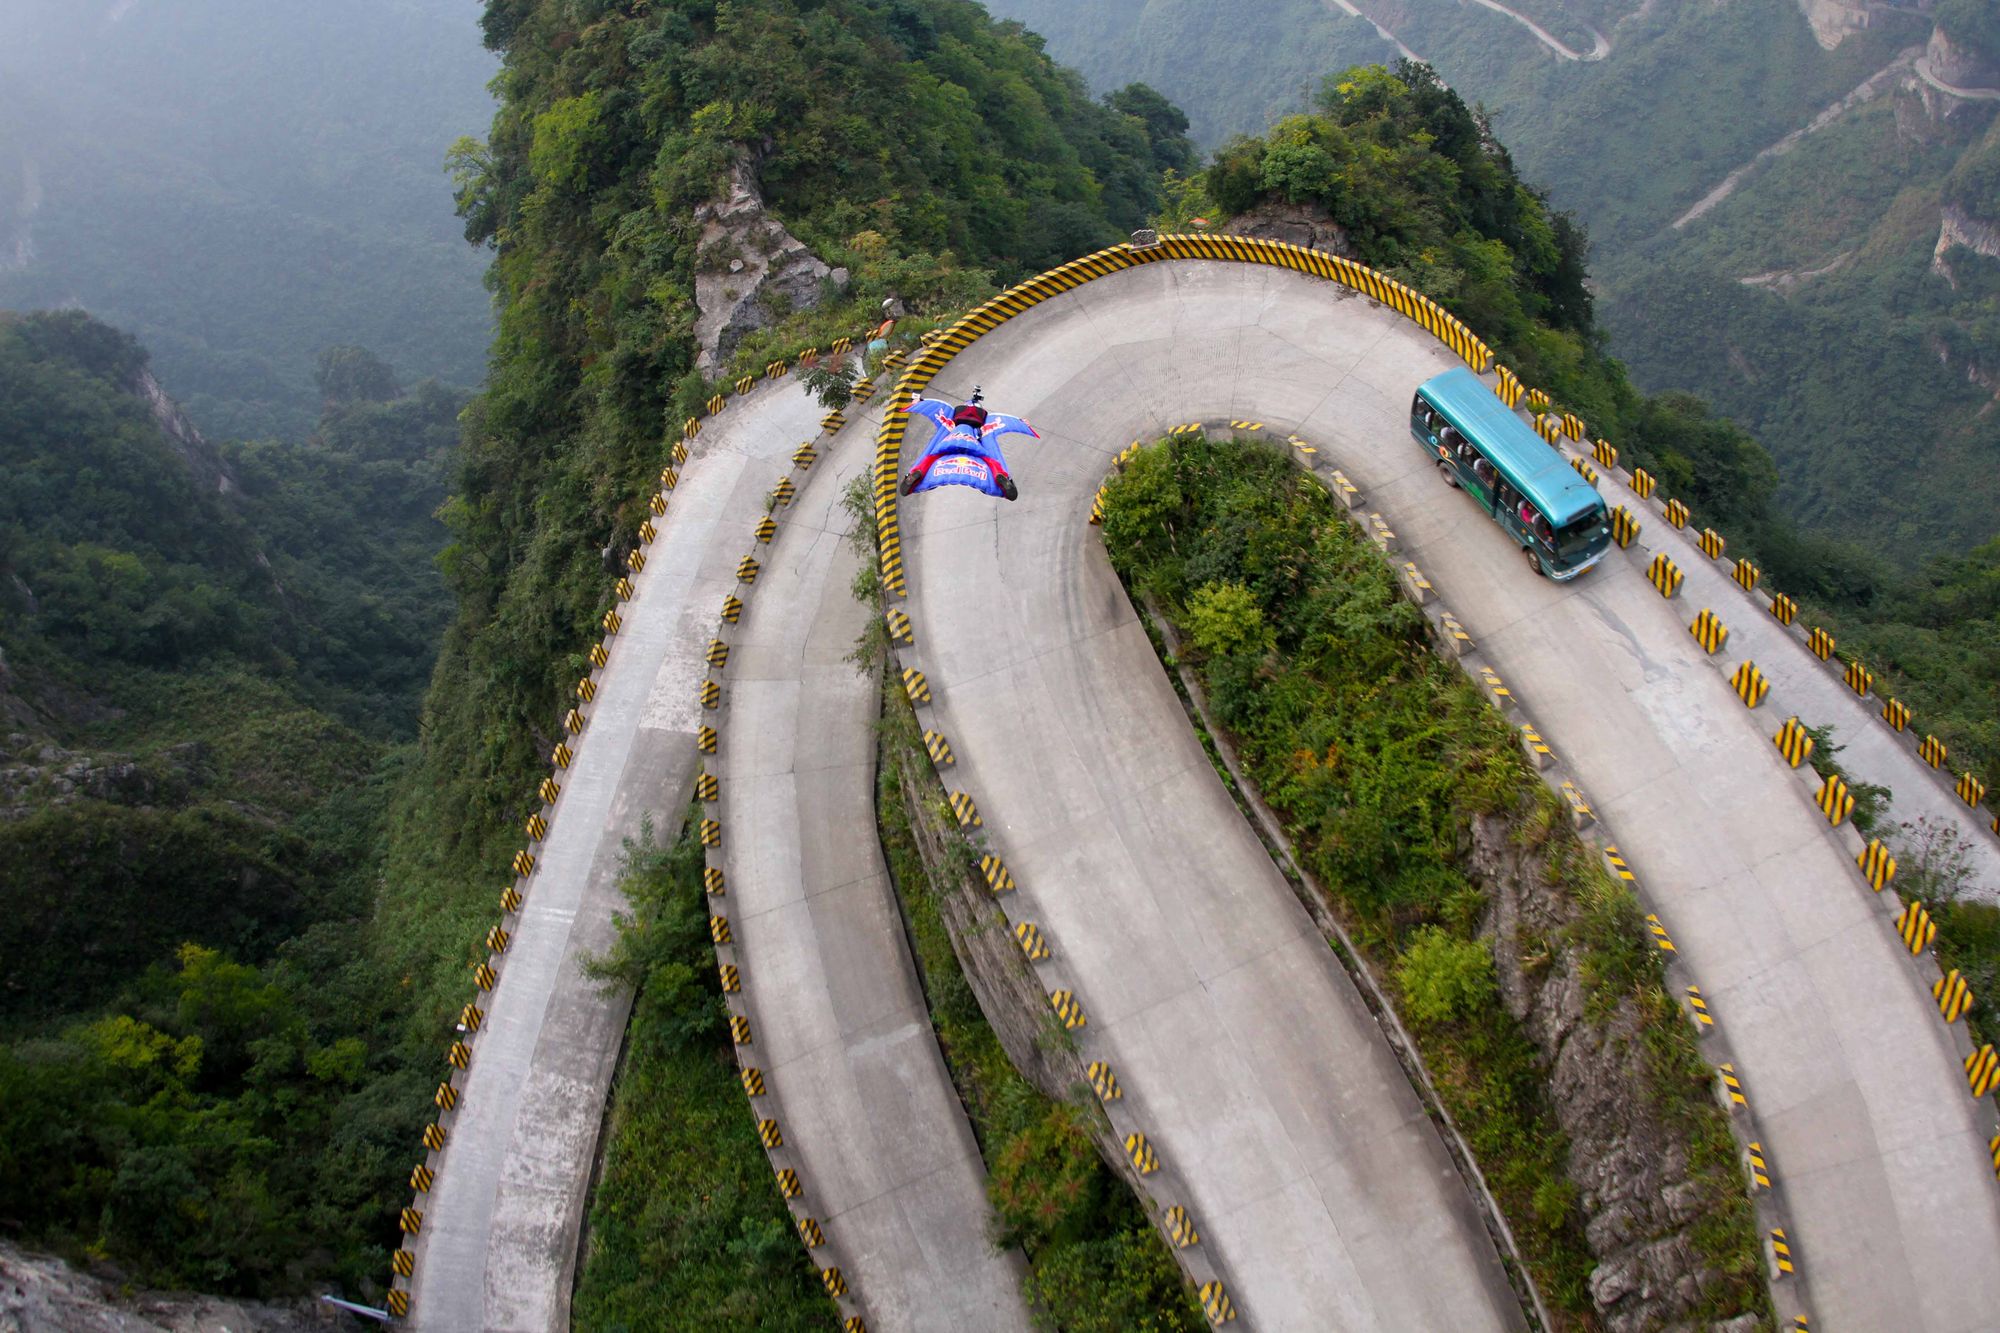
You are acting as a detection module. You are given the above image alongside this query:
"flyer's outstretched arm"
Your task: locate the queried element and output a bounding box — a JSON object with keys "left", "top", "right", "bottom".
{"left": 981, "top": 413, "right": 1039, "bottom": 445}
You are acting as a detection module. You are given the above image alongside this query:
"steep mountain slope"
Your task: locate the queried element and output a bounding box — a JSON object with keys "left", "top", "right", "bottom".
{"left": 985, "top": 0, "right": 1996, "bottom": 561}
{"left": 0, "top": 310, "right": 460, "bottom": 1293}
{"left": 0, "top": 0, "right": 496, "bottom": 440}
{"left": 1600, "top": 82, "right": 2000, "bottom": 553}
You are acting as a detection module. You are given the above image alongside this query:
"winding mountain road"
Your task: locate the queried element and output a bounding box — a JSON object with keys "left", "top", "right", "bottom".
{"left": 405, "top": 247, "right": 2000, "bottom": 1331}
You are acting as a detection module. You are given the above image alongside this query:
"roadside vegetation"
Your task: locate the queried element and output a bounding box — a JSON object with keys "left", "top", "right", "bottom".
{"left": 571, "top": 818, "right": 838, "bottom": 1332}
{"left": 1099, "top": 432, "right": 1765, "bottom": 1325}
{"left": 0, "top": 313, "right": 459, "bottom": 1295}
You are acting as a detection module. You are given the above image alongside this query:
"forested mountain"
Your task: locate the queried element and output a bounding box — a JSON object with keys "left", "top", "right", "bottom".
{"left": 406, "top": 0, "right": 1195, "bottom": 909}
{"left": 987, "top": 0, "right": 2000, "bottom": 561}
{"left": 0, "top": 0, "right": 1196, "bottom": 1301}
{"left": 0, "top": 0, "right": 496, "bottom": 441}
{"left": 0, "top": 310, "right": 461, "bottom": 1292}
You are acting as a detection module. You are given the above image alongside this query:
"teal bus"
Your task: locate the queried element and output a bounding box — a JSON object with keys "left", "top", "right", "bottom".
{"left": 1410, "top": 368, "right": 1611, "bottom": 581}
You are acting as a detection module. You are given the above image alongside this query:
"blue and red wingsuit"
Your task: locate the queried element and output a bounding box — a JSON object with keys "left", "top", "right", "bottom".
{"left": 900, "top": 389, "right": 1039, "bottom": 501}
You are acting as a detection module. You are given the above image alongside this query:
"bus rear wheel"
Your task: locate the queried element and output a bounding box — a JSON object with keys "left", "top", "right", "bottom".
{"left": 1523, "top": 545, "right": 1543, "bottom": 577}
{"left": 1436, "top": 460, "right": 1458, "bottom": 488}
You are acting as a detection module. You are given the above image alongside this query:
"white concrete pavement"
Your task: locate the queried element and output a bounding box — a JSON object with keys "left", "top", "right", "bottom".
{"left": 897, "top": 263, "right": 1529, "bottom": 1331}
{"left": 406, "top": 386, "right": 868, "bottom": 1329}
{"left": 890, "top": 257, "right": 2000, "bottom": 1331}
{"left": 413, "top": 251, "right": 2000, "bottom": 1332}
{"left": 713, "top": 410, "right": 1035, "bottom": 1330}
{"left": 1578, "top": 461, "right": 2000, "bottom": 902}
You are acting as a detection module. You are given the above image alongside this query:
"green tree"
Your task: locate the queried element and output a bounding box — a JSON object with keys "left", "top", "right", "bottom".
{"left": 1395, "top": 928, "right": 1499, "bottom": 1025}
{"left": 314, "top": 346, "right": 402, "bottom": 406}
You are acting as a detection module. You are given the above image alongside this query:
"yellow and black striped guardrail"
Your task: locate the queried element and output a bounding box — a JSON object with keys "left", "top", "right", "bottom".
{"left": 868, "top": 233, "right": 1492, "bottom": 599}
{"left": 1718, "top": 1063, "right": 1748, "bottom": 1109}
{"left": 1773, "top": 717, "right": 1816, "bottom": 768}
{"left": 979, "top": 854, "right": 1015, "bottom": 895}
{"left": 1747, "top": 1142, "right": 1771, "bottom": 1191}
{"left": 1732, "top": 557, "right": 1761, "bottom": 592}
{"left": 1609, "top": 505, "right": 1639, "bottom": 548}
{"left": 1688, "top": 608, "right": 1729, "bottom": 654}
{"left": 1968, "top": 1046, "right": 1999, "bottom": 1097}
{"left": 1813, "top": 774, "right": 1854, "bottom": 826}
{"left": 1895, "top": 901, "right": 1937, "bottom": 953}
{"left": 1934, "top": 969, "right": 1974, "bottom": 1022}
{"left": 1646, "top": 552, "right": 1682, "bottom": 599}
{"left": 1856, "top": 839, "right": 1897, "bottom": 891}
{"left": 1730, "top": 662, "right": 1769, "bottom": 708}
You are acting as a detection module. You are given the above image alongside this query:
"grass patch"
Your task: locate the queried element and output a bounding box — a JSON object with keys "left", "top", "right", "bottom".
{"left": 1100, "top": 433, "right": 1767, "bottom": 1326}
{"left": 571, "top": 816, "right": 838, "bottom": 1332}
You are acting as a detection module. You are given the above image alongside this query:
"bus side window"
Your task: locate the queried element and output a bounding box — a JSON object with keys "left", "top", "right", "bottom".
{"left": 1470, "top": 454, "right": 1496, "bottom": 488}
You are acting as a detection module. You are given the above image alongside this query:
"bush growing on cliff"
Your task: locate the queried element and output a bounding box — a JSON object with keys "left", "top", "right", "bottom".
{"left": 1396, "top": 929, "right": 1498, "bottom": 1025}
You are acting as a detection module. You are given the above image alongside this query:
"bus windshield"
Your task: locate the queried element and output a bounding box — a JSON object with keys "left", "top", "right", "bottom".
{"left": 1555, "top": 511, "right": 1606, "bottom": 558}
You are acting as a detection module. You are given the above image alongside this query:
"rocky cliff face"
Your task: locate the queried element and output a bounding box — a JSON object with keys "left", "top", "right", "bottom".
{"left": 1469, "top": 815, "right": 1742, "bottom": 1332}
{"left": 1928, "top": 23, "right": 2000, "bottom": 90}
{"left": 1227, "top": 200, "right": 1354, "bottom": 256}
{"left": 1932, "top": 201, "right": 2000, "bottom": 283}
{"left": 0, "top": 1243, "right": 329, "bottom": 1333}
{"left": 130, "top": 364, "right": 236, "bottom": 496}
{"left": 691, "top": 161, "right": 846, "bottom": 372}
{"left": 1797, "top": 0, "right": 1875, "bottom": 50}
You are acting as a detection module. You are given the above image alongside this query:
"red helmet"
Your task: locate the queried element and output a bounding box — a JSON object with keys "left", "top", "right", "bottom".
{"left": 952, "top": 403, "right": 988, "bottom": 427}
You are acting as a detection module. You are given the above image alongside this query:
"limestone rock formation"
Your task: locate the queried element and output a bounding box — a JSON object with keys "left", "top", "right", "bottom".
{"left": 692, "top": 161, "right": 847, "bottom": 372}
{"left": 1932, "top": 202, "right": 2000, "bottom": 284}
{"left": 1472, "top": 815, "right": 1742, "bottom": 1332}
{"left": 1797, "top": 0, "right": 1875, "bottom": 50}
{"left": 0, "top": 1243, "right": 330, "bottom": 1332}
{"left": 1225, "top": 200, "right": 1354, "bottom": 256}
{"left": 1928, "top": 22, "right": 2000, "bottom": 91}
{"left": 131, "top": 364, "right": 236, "bottom": 496}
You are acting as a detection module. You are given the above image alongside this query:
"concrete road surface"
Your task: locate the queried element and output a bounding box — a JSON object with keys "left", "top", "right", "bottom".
{"left": 897, "top": 264, "right": 1529, "bottom": 1330}
{"left": 714, "top": 423, "right": 1034, "bottom": 1330}
{"left": 893, "top": 257, "right": 2000, "bottom": 1331}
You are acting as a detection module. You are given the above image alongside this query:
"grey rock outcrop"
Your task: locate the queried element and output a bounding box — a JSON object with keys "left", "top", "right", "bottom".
{"left": 691, "top": 161, "right": 846, "bottom": 372}
{"left": 1473, "top": 815, "right": 1743, "bottom": 1332}
{"left": 1932, "top": 202, "right": 2000, "bottom": 284}
{"left": 1928, "top": 23, "right": 2000, "bottom": 92}
{"left": 1797, "top": 0, "right": 1875, "bottom": 50}
{"left": 1226, "top": 201, "right": 1354, "bottom": 257}
{"left": 130, "top": 365, "right": 236, "bottom": 497}
{"left": 0, "top": 1243, "right": 330, "bottom": 1332}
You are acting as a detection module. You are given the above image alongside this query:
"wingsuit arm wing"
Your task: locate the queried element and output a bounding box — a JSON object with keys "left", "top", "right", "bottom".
{"left": 980, "top": 413, "right": 1039, "bottom": 444}
{"left": 901, "top": 396, "right": 954, "bottom": 452}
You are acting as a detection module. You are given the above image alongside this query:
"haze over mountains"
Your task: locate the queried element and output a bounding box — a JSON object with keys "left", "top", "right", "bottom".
{"left": 0, "top": 0, "right": 497, "bottom": 440}
{"left": 990, "top": 0, "right": 2000, "bottom": 558}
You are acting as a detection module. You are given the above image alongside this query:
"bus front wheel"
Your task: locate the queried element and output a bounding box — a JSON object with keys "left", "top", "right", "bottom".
{"left": 1436, "top": 460, "right": 1458, "bottom": 488}
{"left": 1523, "top": 545, "right": 1543, "bottom": 578}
